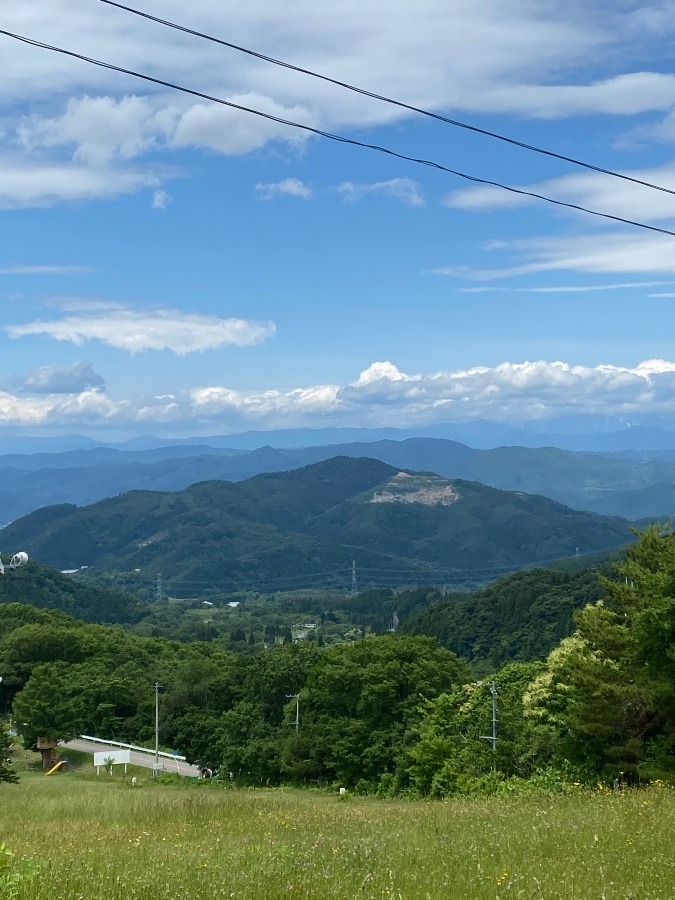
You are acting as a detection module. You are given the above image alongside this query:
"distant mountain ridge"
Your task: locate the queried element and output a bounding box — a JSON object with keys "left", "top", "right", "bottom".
{"left": 1, "top": 436, "right": 673, "bottom": 523}
{"left": 6, "top": 414, "right": 675, "bottom": 453}
{"left": 0, "top": 457, "right": 632, "bottom": 594}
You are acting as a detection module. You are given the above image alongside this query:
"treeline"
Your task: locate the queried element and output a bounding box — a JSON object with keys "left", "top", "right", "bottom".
{"left": 1, "top": 528, "right": 673, "bottom": 792}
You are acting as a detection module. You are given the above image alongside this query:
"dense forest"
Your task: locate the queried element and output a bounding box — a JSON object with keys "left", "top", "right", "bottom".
{"left": 1, "top": 527, "right": 673, "bottom": 792}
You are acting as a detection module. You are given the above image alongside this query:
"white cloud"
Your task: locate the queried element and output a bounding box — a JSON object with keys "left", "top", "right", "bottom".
{"left": 170, "top": 95, "right": 314, "bottom": 155}
{"left": 338, "top": 178, "right": 424, "bottom": 206}
{"left": 445, "top": 162, "right": 675, "bottom": 224}
{"left": 3, "top": 356, "right": 675, "bottom": 430}
{"left": 151, "top": 189, "right": 171, "bottom": 209}
{"left": 255, "top": 178, "right": 312, "bottom": 200}
{"left": 0, "top": 154, "right": 160, "bottom": 208}
{"left": 5, "top": 2, "right": 675, "bottom": 159}
{"left": 17, "top": 95, "right": 164, "bottom": 167}
{"left": 0, "top": 388, "right": 128, "bottom": 426}
{"left": 189, "top": 358, "right": 675, "bottom": 426}
{"left": 0, "top": 264, "right": 89, "bottom": 275}
{"left": 436, "top": 232, "right": 675, "bottom": 280}
{"left": 9, "top": 361, "right": 105, "bottom": 395}
{"left": 470, "top": 72, "right": 675, "bottom": 118}
{"left": 5, "top": 306, "right": 276, "bottom": 354}
{"left": 2, "top": 2, "right": 675, "bottom": 214}
{"left": 458, "top": 281, "right": 673, "bottom": 293}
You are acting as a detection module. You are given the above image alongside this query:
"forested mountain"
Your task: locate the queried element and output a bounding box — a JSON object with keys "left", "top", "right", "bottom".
{"left": 1, "top": 436, "right": 675, "bottom": 523}
{"left": 1, "top": 457, "right": 632, "bottom": 592}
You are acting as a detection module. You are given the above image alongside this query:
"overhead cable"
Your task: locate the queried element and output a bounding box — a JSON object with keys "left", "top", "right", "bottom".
{"left": 99, "top": 0, "right": 675, "bottom": 200}
{"left": 1, "top": 27, "right": 674, "bottom": 237}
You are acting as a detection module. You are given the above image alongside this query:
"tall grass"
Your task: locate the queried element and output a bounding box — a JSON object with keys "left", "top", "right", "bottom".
{"left": 1, "top": 775, "right": 673, "bottom": 899}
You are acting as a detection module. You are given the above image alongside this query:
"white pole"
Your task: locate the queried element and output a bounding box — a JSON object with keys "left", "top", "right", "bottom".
{"left": 153, "top": 682, "right": 162, "bottom": 776}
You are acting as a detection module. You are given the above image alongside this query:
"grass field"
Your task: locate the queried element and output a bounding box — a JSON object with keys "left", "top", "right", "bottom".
{"left": 1, "top": 773, "right": 674, "bottom": 899}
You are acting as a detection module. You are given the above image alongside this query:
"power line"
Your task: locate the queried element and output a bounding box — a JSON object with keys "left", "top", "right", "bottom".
{"left": 2, "top": 27, "right": 675, "bottom": 238}
{"left": 99, "top": 0, "right": 675, "bottom": 200}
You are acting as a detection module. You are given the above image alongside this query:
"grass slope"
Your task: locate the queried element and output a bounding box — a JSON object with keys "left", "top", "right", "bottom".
{"left": 1, "top": 776, "right": 674, "bottom": 899}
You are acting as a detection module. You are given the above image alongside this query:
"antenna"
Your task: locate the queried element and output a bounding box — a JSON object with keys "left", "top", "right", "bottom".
{"left": 0, "top": 551, "right": 28, "bottom": 576}
{"left": 286, "top": 694, "right": 300, "bottom": 731}
{"left": 351, "top": 560, "right": 357, "bottom": 595}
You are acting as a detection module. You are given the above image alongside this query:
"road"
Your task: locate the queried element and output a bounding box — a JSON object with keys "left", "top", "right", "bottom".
{"left": 62, "top": 737, "right": 202, "bottom": 777}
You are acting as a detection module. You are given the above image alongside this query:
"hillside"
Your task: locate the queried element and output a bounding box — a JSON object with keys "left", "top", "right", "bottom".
{"left": 0, "top": 557, "right": 143, "bottom": 623}
{"left": 402, "top": 567, "right": 607, "bottom": 670}
{"left": 0, "top": 457, "right": 632, "bottom": 593}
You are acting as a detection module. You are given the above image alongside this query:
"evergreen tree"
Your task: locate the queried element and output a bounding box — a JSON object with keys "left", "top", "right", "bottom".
{"left": 0, "top": 725, "right": 18, "bottom": 784}
{"left": 526, "top": 527, "right": 675, "bottom": 780}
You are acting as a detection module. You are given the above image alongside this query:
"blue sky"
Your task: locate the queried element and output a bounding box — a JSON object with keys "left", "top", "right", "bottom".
{"left": 3, "top": 0, "right": 675, "bottom": 438}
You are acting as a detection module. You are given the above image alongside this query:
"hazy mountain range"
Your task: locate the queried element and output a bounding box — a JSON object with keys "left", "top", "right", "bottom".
{"left": 0, "top": 435, "right": 673, "bottom": 524}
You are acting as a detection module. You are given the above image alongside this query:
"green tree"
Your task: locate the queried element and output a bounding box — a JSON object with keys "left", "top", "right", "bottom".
{"left": 283, "top": 635, "right": 471, "bottom": 787}
{"left": 0, "top": 724, "right": 18, "bottom": 784}
{"left": 12, "top": 662, "right": 84, "bottom": 747}
{"left": 407, "top": 662, "right": 548, "bottom": 796}
{"left": 525, "top": 527, "right": 675, "bottom": 780}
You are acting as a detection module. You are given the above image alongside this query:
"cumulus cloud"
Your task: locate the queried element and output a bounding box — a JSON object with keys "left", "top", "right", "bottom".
{"left": 5, "top": 306, "right": 276, "bottom": 354}
{"left": 338, "top": 178, "right": 424, "bottom": 206}
{"left": 255, "top": 178, "right": 312, "bottom": 200}
{"left": 12, "top": 360, "right": 105, "bottom": 395}
{"left": 3, "top": 357, "right": 675, "bottom": 430}
{"left": 17, "top": 95, "right": 164, "bottom": 167}
{"left": 188, "top": 358, "right": 675, "bottom": 427}
{"left": 0, "top": 388, "right": 128, "bottom": 426}
{"left": 9, "top": 92, "right": 314, "bottom": 206}
{"left": 171, "top": 95, "right": 314, "bottom": 155}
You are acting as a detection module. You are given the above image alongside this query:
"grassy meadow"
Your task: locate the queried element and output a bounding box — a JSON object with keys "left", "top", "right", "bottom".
{"left": 1, "top": 772, "right": 674, "bottom": 899}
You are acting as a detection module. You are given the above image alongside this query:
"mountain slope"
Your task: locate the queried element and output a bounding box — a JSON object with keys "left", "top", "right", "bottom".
{"left": 0, "top": 457, "right": 632, "bottom": 593}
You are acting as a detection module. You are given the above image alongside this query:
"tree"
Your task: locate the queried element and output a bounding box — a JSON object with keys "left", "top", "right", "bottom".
{"left": 283, "top": 635, "right": 471, "bottom": 787}
{"left": 12, "top": 662, "right": 84, "bottom": 748}
{"left": 525, "top": 527, "right": 675, "bottom": 780}
{"left": 0, "top": 724, "right": 18, "bottom": 784}
{"left": 406, "top": 662, "right": 547, "bottom": 796}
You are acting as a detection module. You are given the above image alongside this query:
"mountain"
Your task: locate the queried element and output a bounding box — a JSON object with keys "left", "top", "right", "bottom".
{"left": 7, "top": 413, "right": 675, "bottom": 456}
{"left": 0, "top": 457, "right": 632, "bottom": 594}
{"left": 1, "top": 436, "right": 673, "bottom": 524}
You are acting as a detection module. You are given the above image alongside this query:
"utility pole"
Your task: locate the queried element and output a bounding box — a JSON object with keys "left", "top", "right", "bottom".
{"left": 286, "top": 694, "right": 300, "bottom": 731}
{"left": 479, "top": 681, "right": 498, "bottom": 772}
{"left": 153, "top": 682, "right": 162, "bottom": 776}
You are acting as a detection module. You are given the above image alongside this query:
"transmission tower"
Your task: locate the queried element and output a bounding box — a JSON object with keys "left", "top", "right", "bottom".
{"left": 351, "top": 560, "right": 357, "bottom": 595}
{"left": 156, "top": 572, "right": 163, "bottom": 602}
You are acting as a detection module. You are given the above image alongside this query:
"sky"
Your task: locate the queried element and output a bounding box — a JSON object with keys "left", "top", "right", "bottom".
{"left": 3, "top": 0, "right": 675, "bottom": 439}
